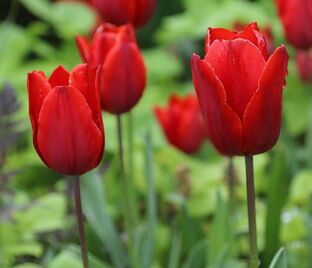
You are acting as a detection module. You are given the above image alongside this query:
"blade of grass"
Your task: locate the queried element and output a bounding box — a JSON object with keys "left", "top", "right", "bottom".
{"left": 140, "top": 131, "right": 157, "bottom": 268}
{"left": 181, "top": 239, "right": 208, "bottom": 268}
{"left": 269, "top": 248, "right": 287, "bottom": 268}
{"left": 263, "top": 149, "right": 289, "bottom": 267}
{"left": 80, "top": 171, "right": 128, "bottom": 268}
{"left": 167, "top": 231, "right": 182, "bottom": 268}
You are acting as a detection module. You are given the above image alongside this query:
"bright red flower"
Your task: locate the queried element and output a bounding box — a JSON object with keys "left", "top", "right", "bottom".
{"left": 191, "top": 23, "right": 289, "bottom": 156}
{"left": 297, "top": 50, "right": 312, "bottom": 84}
{"left": 154, "top": 94, "right": 206, "bottom": 154}
{"left": 27, "top": 65, "right": 105, "bottom": 175}
{"left": 275, "top": 0, "right": 312, "bottom": 49}
{"left": 91, "top": 0, "right": 156, "bottom": 28}
{"left": 76, "top": 24, "right": 146, "bottom": 114}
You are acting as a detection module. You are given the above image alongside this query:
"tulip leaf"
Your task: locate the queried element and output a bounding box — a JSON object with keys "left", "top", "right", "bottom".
{"left": 80, "top": 172, "right": 129, "bottom": 268}
{"left": 263, "top": 149, "right": 290, "bottom": 267}
{"left": 181, "top": 239, "right": 208, "bottom": 268}
{"left": 269, "top": 248, "right": 287, "bottom": 268}
{"left": 139, "top": 131, "right": 157, "bottom": 267}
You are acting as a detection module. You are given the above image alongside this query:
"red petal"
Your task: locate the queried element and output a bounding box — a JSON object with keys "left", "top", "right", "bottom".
{"left": 37, "top": 86, "right": 104, "bottom": 175}
{"left": 205, "top": 39, "right": 266, "bottom": 120}
{"left": 236, "top": 22, "right": 268, "bottom": 59}
{"left": 89, "top": 24, "right": 119, "bottom": 67}
{"left": 133, "top": 0, "right": 156, "bottom": 27}
{"left": 205, "top": 28, "right": 236, "bottom": 52}
{"left": 100, "top": 39, "right": 146, "bottom": 114}
{"left": 48, "top": 66, "right": 70, "bottom": 88}
{"left": 27, "top": 71, "right": 51, "bottom": 133}
{"left": 191, "top": 54, "right": 243, "bottom": 156}
{"left": 243, "top": 46, "right": 288, "bottom": 155}
{"left": 69, "top": 64, "right": 103, "bottom": 132}
{"left": 92, "top": 0, "right": 134, "bottom": 25}
{"left": 75, "top": 36, "right": 90, "bottom": 63}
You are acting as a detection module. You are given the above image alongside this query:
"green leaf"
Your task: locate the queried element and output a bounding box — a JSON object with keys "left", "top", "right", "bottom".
{"left": 140, "top": 131, "right": 157, "bottom": 267}
{"left": 181, "top": 239, "right": 208, "bottom": 268}
{"left": 269, "top": 248, "right": 287, "bottom": 268}
{"left": 80, "top": 172, "right": 129, "bottom": 268}
{"left": 20, "top": 0, "right": 95, "bottom": 38}
{"left": 263, "top": 149, "right": 290, "bottom": 267}
{"left": 207, "top": 193, "right": 232, "bottom": 267}
{"left": 167, "top": 232, "right": 182, "bottom": 268}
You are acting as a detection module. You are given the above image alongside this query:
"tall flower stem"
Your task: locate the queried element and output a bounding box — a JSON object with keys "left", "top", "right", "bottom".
{"left": 244, "top": 155, "right": 259, "bottom": 268}
{"left": 73, "top": 177, "right": 89, "bottom": 268}
{"left": 227, "top": 157, "right": 236, "bottom": 199}
{"left": 116, "top": 115, "right": 135, "bottom": 260}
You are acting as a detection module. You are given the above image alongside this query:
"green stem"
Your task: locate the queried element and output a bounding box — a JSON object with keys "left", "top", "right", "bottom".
{"left": 73, "top": 177, "right": 89, "bottom": 268}
{"left": 227, "top": 157, "right": 235, "bottom": 199}
{"left": 117, "top": 115, "right": 135, "bottom": 263}
{"left": 244, "top": 155, "right": 259, "bottom": 268}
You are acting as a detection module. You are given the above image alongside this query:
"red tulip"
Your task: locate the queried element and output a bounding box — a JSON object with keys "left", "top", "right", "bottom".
{"left": 297, "top": 50, "right": 312, "bottom": 84}
{"left": 154, "top": 94, "right": 206, "bottom": 154}
{"left": 27, "top": 65, "right": 105, "bottom": 175}
{"left": 91, "top": 0, "right": 156, "bottom": 28}
{"left": 275, "top": 0, "right": 312, "bottom": 49}
{"left": 191, "top": 23, "right": 289, "bottom": 156}
{"left": 76, "top": 23, "right": 146, "bottom": 114}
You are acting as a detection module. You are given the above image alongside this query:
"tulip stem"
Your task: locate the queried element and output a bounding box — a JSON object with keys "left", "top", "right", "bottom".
{"left": 73, "top": 177, "right": 89, "bottom": 268}
{"left": 227, "top": 157, "right": 236, "bottom": 199}
{"left": 117, "top": 115, "right": 135, "bottom": 258}
{"left": 244, "top": 155, "right": 259, "bottom": 268}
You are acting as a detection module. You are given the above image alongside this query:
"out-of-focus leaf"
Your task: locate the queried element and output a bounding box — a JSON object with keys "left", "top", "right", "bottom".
{"left": 289, "top": 170, "right": 312, "bottom": 206}
{"left": 181, "top": 239, "right": 208, "bottom": 268}
{"left": 283, "top": 62, "right": 311, "bottom": 137}
{"left": 207, "top": 193, "right": 232, "bottom": 267}
{"left": 269, "top": 248, "right": 287, "bottom": 268}
{"left": 140, "top": 131, "right": 157, "bottom": 267}
{"left": 263, "top": 148, "right": 290, "bottom": 267}
{"left": 167, "top": 231, "right": 182, "bottom": 268}
{"left": 80, "top": 172, "right": 128, "bottom": 268}
{"left": 13, "top": 264, "right": 43, "bottom": 268}
{"left": 20, "top": 0, "right": 95, "bottom": 38}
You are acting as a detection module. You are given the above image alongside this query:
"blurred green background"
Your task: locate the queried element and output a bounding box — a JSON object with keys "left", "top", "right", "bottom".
{"left": 0, "top": 0, "right": 312, "bottom": 267}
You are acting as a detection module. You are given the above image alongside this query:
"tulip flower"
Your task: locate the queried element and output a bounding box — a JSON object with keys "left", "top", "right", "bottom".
{"left": 191, "top": 22, "right": 289, "bottom": 156}
{"left": 91, "top": 0, "right": 156, "bottom": 28}
{"left": 275, "top": 0, "right": 312, "bottom": 49}
{"left": 296, "top": 50, "right": 312, "bottom": 84}
{"left": 154, "top": 94, "right": 206, "bottom": 154}
{"left": 27, "top": 64, "right": 105, "bottom": 175}
{"left": 76, "top": 23, "right": 146, "bottom": 114}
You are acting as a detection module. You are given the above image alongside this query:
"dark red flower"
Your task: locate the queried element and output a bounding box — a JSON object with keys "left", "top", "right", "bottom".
{"left": 275, "top": 0, "right": 312, "bottom": 49}
{"left": 91, "top": 0, "right": 156, "bottom": 28}
{"left": 191, "top": 23, "right": 289, "bottom": 156}
{"left": 297, "top": 50, "right": 312, "bottom": 84}
{"left": 154, "top": 94, "right": 206, "bottom": 154}
{"left": 76, "top": 23, "right": 146, "bottom": 114}
{"left": 27, "top": 65, "right": 104, "bottom": 175}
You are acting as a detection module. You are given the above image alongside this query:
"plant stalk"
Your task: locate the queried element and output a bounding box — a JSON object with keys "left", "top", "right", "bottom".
{"left": 244, "top": 155, "right": 259, "bottom": 268}
{"left": 73, "top": 177, "right": 89, "bottom": 268}
{"left": 117, "top": 115, "right": 135, "bottom": 262}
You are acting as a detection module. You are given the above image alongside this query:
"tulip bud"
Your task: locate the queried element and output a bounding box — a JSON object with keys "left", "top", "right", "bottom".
{"left": 76, "top": 23, "right": 146, "bottom": 114}
{"left": 192, "top": 22, "right": 289, "bottom": 156}
{"left": 91, "top": 0, "right": 156, "bottom": 28}
{"left": 275, "top": 0, "right": 312, "bottom": 49}
{"left": 27, "top": 65, "right": 105, "bottom": 175}
{"left": 154, "top": 94, "right": 206, "bottom": 154}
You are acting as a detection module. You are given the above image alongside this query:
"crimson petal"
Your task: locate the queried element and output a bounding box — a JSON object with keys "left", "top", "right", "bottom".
{"left": 37, "top": 86, "right": 103, "bottom": 175}
{"left": 191, "top": 54, "right": 243, "bottom": 155}
{"left": 243, "top": 46, "right": 288, "bottom": 154}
